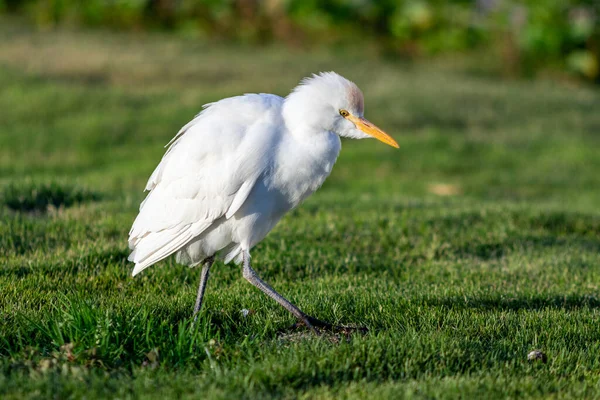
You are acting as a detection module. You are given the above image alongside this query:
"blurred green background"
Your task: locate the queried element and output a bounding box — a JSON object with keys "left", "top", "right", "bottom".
{"left": 2, "top": 0, "right": 599, "bottom": 82}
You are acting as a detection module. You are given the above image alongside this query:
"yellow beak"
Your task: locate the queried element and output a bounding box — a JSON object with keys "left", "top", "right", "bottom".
{"left": 346, "top": 114, "right": 399, "bottom": 148}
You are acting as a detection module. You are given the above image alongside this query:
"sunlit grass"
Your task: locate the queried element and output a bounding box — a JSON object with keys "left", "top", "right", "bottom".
{"left": 1, "top": 22, "right": 600, "bottom": 399}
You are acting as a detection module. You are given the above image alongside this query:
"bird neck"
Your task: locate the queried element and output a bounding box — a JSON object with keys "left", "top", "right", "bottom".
{"left": 282, "top": 89, "right": 332, "bottom": 136}
{"left": 273, "top": 126, "right": 341, "bottom": 210}
{"left": 279, "top": 124, "right": 341, "bottom": 176}
{"left": 281, "top": 90, "right": 342, "bottom": 169}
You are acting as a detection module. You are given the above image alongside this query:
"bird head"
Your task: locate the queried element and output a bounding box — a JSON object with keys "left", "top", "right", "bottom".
{"left": 283, "top": 72, "right": 398, "bottom": 148}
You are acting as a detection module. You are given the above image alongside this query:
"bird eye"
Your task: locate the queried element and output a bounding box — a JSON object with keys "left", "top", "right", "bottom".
{"left": 339, "top": 109, "right": 349, "bottom": 117}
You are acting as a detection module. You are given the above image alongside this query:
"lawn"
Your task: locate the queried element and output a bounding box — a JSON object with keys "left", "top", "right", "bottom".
{"left": 1, "top": 22, "right": 600, "bottom": 399}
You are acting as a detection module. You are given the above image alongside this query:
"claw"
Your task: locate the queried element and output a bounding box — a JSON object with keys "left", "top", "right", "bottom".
{"left": 286, "top": 316, "right": 368, "bottom": 336}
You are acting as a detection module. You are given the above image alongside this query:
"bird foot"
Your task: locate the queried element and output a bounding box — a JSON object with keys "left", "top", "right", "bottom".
{"left": 288, "top": 315, "right": 368, "bottom": 336}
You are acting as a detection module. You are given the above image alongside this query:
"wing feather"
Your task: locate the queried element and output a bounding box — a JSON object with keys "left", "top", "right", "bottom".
{"left": 128, "top": 94, "right": 283, "bottom": 275}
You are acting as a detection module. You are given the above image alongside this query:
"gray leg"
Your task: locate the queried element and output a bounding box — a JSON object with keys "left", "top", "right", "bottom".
{"left": 193, "top": 256, "right": 214, "bottom": 321}
{"left": 242, "top": 250, "right": 335, "bottom": 334}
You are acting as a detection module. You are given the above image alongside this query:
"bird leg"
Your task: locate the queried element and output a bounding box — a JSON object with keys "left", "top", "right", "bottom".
{"left": 242, "top": 250, "right": 365, "bottom": 335}
{"left": 242, "top": 250, "right": 321, "bottom": 334}
{"left": 193, "top": 256, "right": 214, "bottom": 321}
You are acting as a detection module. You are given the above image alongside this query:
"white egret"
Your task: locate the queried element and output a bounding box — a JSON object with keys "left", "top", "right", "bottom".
{"left": 128, "top": 72, "right": 398, "bottom": 333}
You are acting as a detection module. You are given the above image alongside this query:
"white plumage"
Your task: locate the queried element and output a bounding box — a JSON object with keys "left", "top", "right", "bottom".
{"left": 127, "top": 72, "right": 398, "bottom": 331}
{"left": 128, "top": 94, "right": 283, "bottom": 273}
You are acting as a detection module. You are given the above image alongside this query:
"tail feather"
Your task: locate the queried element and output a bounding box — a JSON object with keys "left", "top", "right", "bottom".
{"left": 130, "top": 226, "right": 194, "bottom": 276}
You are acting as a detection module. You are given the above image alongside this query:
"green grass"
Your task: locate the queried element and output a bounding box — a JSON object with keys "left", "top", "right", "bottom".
{"left": 1, "top": 22, "right": 600, "bottom": 399}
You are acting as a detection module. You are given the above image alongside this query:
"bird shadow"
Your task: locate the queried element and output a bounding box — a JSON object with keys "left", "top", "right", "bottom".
{"left": 277, "top": 320, "right": 369, "bottom": 343}
{"left": 0, "top": 248, "right": 130, "bottom": 278}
